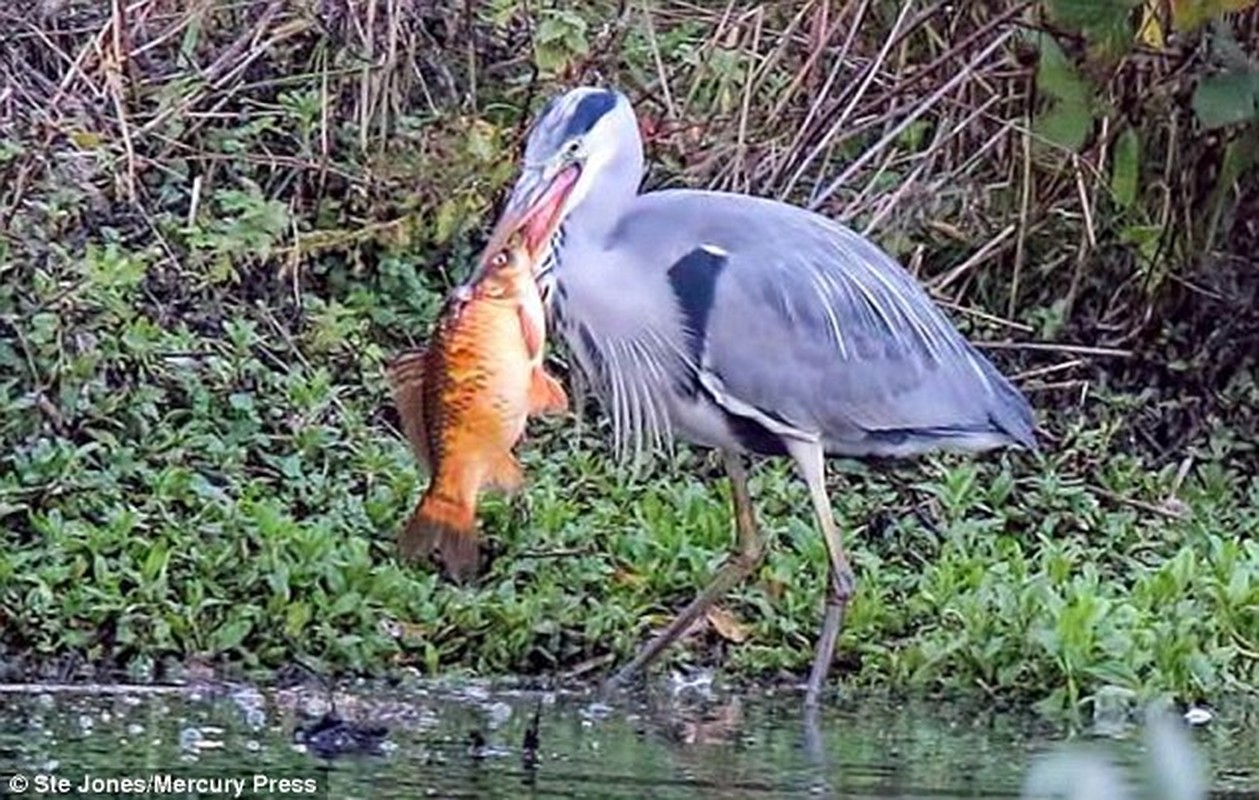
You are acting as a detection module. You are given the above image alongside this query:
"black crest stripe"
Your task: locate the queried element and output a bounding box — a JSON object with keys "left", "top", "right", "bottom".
{"left": 561, "top": 90, "right": 617, "bottom": 139}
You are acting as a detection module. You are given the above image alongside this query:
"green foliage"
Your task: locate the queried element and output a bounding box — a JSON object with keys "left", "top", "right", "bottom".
{"left": 1026, "top": 0, "right": 1259, "bottom": 308}
{"left": 533, "top": 9, "right": 590, "bottom": 75}
{"left": 1044, "top": 0, "right": 1140, "bottom": 56}
{"left": 1029, "top": 31, "right": 1096, "bottom": 154}
{"left": 184, "top": 185, "right": 292, "bottom": 283}
{"left": 1193, "top": 71, "right": 1259, "bottom": 129}
{"left": 1111, "top": 128, "right": 1140, "bottom": 209}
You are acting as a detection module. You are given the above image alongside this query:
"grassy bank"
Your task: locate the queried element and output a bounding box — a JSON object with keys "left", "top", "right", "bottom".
{"left": 1, "top": 1, "right": 1256, "bottom": 711}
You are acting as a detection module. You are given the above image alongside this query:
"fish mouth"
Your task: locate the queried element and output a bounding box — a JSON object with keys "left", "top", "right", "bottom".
{"left": 483, "top": 163, "right": 581, "bottom": 270}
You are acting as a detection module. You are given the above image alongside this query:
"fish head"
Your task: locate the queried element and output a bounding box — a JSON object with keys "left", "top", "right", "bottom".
{"left": 470, "top": 234, "right": 535, "bottom": 301}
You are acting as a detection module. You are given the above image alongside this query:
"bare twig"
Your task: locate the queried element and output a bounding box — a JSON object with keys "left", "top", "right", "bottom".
{"left": 931, "top": 224, "right": 1017, "bottom": 292}
{"left": 809, "top": 26, "right": 1016, "bottom": 211}
{"left": 783, "top": 0, "right": 914, "bottom": 200}
{"left": 976, "top": 341, "right": 1135, "bottom": 359}
{"left": 643, "top": 7, "right": 678, "bottom": 120}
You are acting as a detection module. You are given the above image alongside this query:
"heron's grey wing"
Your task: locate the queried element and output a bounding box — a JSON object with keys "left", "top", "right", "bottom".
{"left": 653, "top": 191, "right": 1036, "bottom": 456}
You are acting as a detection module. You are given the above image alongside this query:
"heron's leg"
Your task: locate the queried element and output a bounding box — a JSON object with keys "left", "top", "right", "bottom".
{"left": 603, "top": 450, "right": 765, "bottom": 692}
{"left": 787, "top": 440, "right": 856, "bottom": 708}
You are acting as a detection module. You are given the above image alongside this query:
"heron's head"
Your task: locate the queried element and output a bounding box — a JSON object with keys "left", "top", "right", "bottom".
{"left": 481, "top": 87, "right": 641, "bottom": 271}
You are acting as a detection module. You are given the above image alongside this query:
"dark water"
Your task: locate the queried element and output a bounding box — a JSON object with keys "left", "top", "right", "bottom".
{"left": 0, "top": 679, "right": 1255, "bottom": 799}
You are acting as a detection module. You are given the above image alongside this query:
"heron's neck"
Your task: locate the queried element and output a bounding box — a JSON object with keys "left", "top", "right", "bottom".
{"left": 566, "top": 151, "right": 642, "bottom": 246}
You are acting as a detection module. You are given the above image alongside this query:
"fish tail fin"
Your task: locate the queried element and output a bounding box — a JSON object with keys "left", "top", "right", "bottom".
{"left": 486, "top": 453, "right": 525, "bottom": 493}
{"left": 400, "top": 493, "right": 481, "bottom": 581}
{"left": 527, "top": 367, "right": 569, "bottom": 415}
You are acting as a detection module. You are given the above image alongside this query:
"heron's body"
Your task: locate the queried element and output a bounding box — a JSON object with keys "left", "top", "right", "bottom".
{"left": 549, "top": 188, "right": 1035, "bottom": 461}
{"left": 478, "top": 86, "right": 1036, "bottom": 706}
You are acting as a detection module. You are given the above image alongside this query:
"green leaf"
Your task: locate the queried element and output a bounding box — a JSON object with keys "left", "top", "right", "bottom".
{"left": 535, "top": 16, "right": 569, "bottom": 45}
{"left": 331, "top": 591, "right": 362, "bottom": 617}
{"left": 1035, "top": 103, "right": 1092, "bottom": 153}
{"left": 433, "top": 199, "right": 460, "bottom": 243}
{"left": 1111, "top": 127, "right": 1140, "bottom": 208}
{"left": 285, "top": 602, "right": 311, "bottom": 638}
{"left": 212, "top": 617, "right": 253, "bottom": 651}
{"left": 1031, "top": 32, "right": 1089, "bottom": 104}
{"left": 1121, "top": 223, "right": 1165, "bottom": 265}
{"left": 465, "top": 122, "right": 497, "bottom": 163}
{"left": 1193, "top": 71, "right": 1259, "bottom": 129}
{"left": 1028, "top": 30, "right": 1095, "bottom": 154}
{"left": 141, "top": 542, "right": 169, "bottom": 584}
{"left": 533, "top": 10, "right": 588, "bottom": 74}
{"left": 1046, "top": 0, "right": 1138, "bottom": 55}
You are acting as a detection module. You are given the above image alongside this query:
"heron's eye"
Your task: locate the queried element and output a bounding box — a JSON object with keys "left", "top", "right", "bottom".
{"left": 562, "top": 138, "right": 582, "bottom": 159}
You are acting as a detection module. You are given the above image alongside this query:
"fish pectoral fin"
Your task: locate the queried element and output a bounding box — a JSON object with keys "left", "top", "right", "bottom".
{"left": 386, "top": 349, "right": 432, "bottom": 468}
{"left": 518, "top": 303, "right": 544, "bottom": 361}
{"left": 528, "top": 367, "right": 569, "bottom": 415}
{"left": 486, "top": 453, "right": 525, "bottom": 494}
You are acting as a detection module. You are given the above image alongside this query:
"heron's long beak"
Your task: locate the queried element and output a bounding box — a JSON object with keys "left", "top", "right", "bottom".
{"left": 482, "top": 163, "right": 581, "bottom": 270}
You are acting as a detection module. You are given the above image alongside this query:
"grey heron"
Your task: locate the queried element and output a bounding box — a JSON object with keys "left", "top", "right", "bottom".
{"left": 476, "top": 87, "right": 1037, "bottom": 706}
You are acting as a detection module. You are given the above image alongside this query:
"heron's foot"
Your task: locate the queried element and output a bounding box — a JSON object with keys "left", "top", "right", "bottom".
{"left": 832, "top": 564, "right": 856, "bottom": 603}
{"left": 598, "top": 611, "right": 696, "bottom": 699}
{"left": 603, "top": 452, "right": 765, "bottom": 702}
{"left": 804, "top": 569, "right": 857, "bottom": 708}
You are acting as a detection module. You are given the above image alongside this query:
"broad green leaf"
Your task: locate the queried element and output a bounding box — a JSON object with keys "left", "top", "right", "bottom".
{"left": 1192, "top": 71, "right": 1259, "bottom": 129}
{"left": 535, "top": 16, "right": 568, "bottom": 45}
{"left": 1111, "top": 127, "right": 1140, "bottom": 208}
{"left": 1027, "top": 31, "right": 1095, "bottom": 155}
{"left": 466, "top": 125, "right": 493, "bottom": 163}
{"left": 1046, "top": 0, "right": 1138, "bottom": 54}
{"left": 1032, "top": 32, "right": 1090, "bottom": 105}
{"left": 1121, "top": 224, "right": 1164, "bottom": 262}
{"left": 534, "top": 11, "right": 587, "bottom": 74}
{"left": 433, "top": 198, "right": 460, "bottom": 243}
{"left": 212, "top": 617, "right": 253, "bottom": 651}
{"left": 331, "top": 591, "right": 362, "bottom": 617}
{"left": 141, "top": 542, "right": 169, "bottom": 584}
{"left": 1035, "top": 103, "right": 1093, "bottom": 153}
{"left": 1047, "top": 0, "right": 1136, "bottom": 30}
{"left": 285, "top": 602, "right": 311, "bottom": 637}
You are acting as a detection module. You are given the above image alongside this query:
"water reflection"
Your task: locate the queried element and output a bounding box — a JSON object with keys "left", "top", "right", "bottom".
{"left": 0, "top": 679, "right": 1254, "bottom": 799}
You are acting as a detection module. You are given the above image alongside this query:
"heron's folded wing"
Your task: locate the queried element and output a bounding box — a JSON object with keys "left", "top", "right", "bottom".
{"left": 693, "top": 209, "right": 1036, "bottom": 453}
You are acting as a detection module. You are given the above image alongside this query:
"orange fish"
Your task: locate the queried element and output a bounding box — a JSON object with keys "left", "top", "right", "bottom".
{"left": 387, "top": 239, "right": 568, "bottom": 581}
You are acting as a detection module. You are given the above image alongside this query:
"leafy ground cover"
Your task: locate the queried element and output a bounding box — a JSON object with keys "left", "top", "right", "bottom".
{"left": 1, "top": 1, "right": 1256, "bottom": 712}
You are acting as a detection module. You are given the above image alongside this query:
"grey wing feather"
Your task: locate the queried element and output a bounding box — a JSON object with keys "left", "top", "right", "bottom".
{"left": 658, "top": 191, "right": 1036, "bottom": 457}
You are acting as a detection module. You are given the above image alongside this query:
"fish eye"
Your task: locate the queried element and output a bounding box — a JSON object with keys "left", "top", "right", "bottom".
{"left": 491, "top": 251, "right": 508, "bottom": 267}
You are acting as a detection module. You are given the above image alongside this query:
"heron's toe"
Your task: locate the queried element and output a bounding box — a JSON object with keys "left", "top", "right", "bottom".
{"left": 830, "top": 567, "right": 857, "bottom": 602}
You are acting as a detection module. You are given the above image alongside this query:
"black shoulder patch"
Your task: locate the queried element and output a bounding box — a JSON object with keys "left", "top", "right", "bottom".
{"left": 667, "top": 246, "right": 727, "bottom": 365}
{"left": 561, "top": 90, "right": 618, "bottom": 139}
